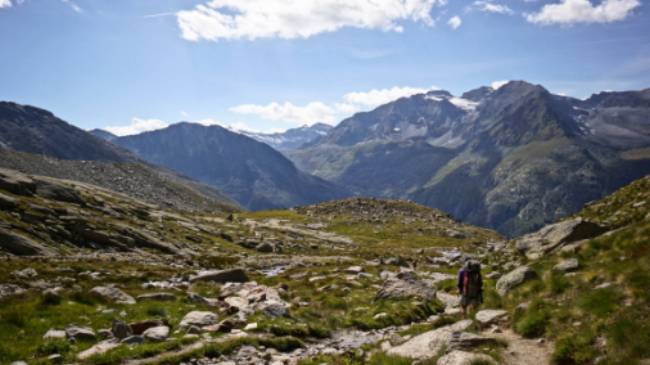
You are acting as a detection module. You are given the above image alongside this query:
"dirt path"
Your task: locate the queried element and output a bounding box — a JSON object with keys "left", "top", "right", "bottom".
{"left": 484, "top": 328, "right": 552, "bottom": 365}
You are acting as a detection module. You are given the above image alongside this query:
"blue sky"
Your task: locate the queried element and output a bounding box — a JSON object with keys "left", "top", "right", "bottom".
{"left": 1, "top": 0, "right": 649, "bottom": 134}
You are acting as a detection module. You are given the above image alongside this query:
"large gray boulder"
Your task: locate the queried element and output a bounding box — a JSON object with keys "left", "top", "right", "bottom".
{"left": 515, "top": 218, "right": 607, "bottom": 260}
{"left": 376, "top": 271, "right": 436, "bottom": 301}
{"left": 496, "top": 266, "right": 536, "bottom": 296}
{"left": 387, "top": 320, "right": 473, "bottom": 360}
{"left": 189, "top": 268, "right": 249, "bottom": 284}
{"left": 179, "top": 311, "right": 218, "bottom": 328}
{"left": 90, "top": 285, "right": 136, "bottom": 305}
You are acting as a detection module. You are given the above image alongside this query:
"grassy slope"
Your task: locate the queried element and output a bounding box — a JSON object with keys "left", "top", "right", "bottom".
{"left": 494, "top": 175, "right": 650, "bottom": 365}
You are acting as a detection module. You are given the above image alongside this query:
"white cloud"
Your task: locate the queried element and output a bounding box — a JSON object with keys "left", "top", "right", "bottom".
{"left": 230, "top": 85, "right": 436, "bottom": 126}
{"left": 526, "top": 0, "right": 639, "bottom": 25}
{"left": 343, "top": 86, "right": 431, "bottom": 107}
{"left": 0, "top": 0, "right": 12, "bottom": 9}
{"left": 469, "top": 1, "right": 514, "bottom": 14}
{"left": 491, "top": 80, "right": 510, "bottom": 89}
{"left": 447, "top": 15, "right": 462, "bottom": 29}
{"left": 176, "top": 0, "right": 445, "bottom": 42}
{"left": 105, "top": 118, "right": 170, "bottom": 136}
{"left": 231, "top": 102, "right": 337, "bottom": 125}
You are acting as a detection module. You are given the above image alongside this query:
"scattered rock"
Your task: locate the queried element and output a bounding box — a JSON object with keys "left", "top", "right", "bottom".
{"left": 129, "top": 319, "right": 165, "bottom": 335}
{"left": 496, "top": 266, "right": 536, "bottom": 296}
{"left": 553, "top": 258, "right": 579, "bottom": 272}
{"left": 66, "top": 326, "right": 96, "bottom": 341}
{"left": 475, "top": 309, "right": 508, "bottom": 325}
{"left": 189, "top": 268, "right": 249, "bottom": 284}
{"left": 43, "top": 329, "right": 67, "bottom": 340}
{"left": 180, "top": 311, "right": 219, "bottom": 328}
{"left": 376, "top": 271, "right": 436, "bottom": 300}
{"left": 449, "top": 332, "right": 499, "bottom": 349}
{"left": 112, "top": 320, "right": 132, "bottom": 339}
{"left": 344, "top": 266, "right": 363, "bottom": 274}
{"left": 77, "top": 341, "right": 120, "bottom": 360}
{"left": 256, "top": 242, "right": 275, "bottom": 253}
{"left": 143, "top": 326, "right": 169, "bottom": 341}
{"left": 136, "top": 292, "right": 176, "bottom": 302}
{"left": 42, "top": 287, "right": 64, "bottom": 303}
{"left": 12, "top": 268, "right": 38, "bottom": 279}
{"left": 387, "top": 320, "right": 473, "bottom": 360}
{"left": 90, "top": 285, "right": 136, "bottom": 305}
{"left": 0, "top": 283, "right": 25, "bottom": 300}
{"left": 436, "top": 291, "right": 461, "bottom": 308}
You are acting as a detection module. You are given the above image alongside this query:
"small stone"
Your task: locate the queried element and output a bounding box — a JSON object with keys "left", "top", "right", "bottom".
{"left": 66, "top": 326, "right": 96, "bottom": 341}
{"left": 12, "top": 268, "right": 38, "bottom": 279}
{"left": 90, "top": 285, "right": 135, "bottom": 305}
{"left": 553, "top": 258, "right": 580, "bottom": 272}
{"left": 180, "top": 311, "right": 218, "bottom": 328}
{"left": 112, "top": 320, "right": 132, "bottom": 339}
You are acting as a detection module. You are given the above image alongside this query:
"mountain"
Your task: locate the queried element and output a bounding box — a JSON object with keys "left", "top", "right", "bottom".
{"left": 0, "top": 102, "right": 239, "bottom": 212}
{"left": 89, "top": 128, "right": 117, "bottom": 142}
{"left": 288, "top": 81, "right": 650, "bottom": 236}
{"left": 111, "top": 122, "right": 350, "bottom": 210}
{"left": 239, "top": 123, "right": 333, "bottom": 151}
{"left": 0, "top": 102, "right": 132, "bottom": 161}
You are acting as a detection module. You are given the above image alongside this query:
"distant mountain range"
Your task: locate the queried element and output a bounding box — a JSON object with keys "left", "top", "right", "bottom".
{"left": 239, "top": 123, "right": 332, "bottom": 151}
{"left": 0, "top": 102, "right": 238, "bottom": 212}
{"left": 288, "top": 81, "right": 650, "bottom": 236}
{"left": 109, "top": 123, "right": 349, "bottom": 210}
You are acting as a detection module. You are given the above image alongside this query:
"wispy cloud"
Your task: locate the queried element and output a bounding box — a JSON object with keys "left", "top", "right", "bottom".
{"left": 176, "top": 0, "right": 446, "bottom": 42}
{"left": 61, "top": 0, "right": 82, "bottom": 13}
{"left": 143, "top": 12, "right": 176, "bottom": 19}
{"left": 468, "top": 1, "right": 514, "bottom": 15}
{"left": 0, "top": 0, "right": 12, "bottom": 9}
{"left": 526, "top": 0, "right": 639, "bottom": 25}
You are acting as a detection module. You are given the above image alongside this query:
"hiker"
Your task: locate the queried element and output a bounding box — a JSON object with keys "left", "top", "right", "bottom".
{"left": 458, "top": 258, "right": 483, "bottom": 318}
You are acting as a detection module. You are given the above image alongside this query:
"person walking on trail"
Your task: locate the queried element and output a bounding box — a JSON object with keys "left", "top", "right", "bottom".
{"left": 458, "top": 258, "right": 483, "bottom": 318}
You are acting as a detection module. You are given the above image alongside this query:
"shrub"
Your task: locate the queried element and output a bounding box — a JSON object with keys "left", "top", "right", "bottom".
{"left": 577, "top": 287, "right": 620, "bottom": 318}
{"left": 514, "top": 300, "right": 549, "bottom": 338}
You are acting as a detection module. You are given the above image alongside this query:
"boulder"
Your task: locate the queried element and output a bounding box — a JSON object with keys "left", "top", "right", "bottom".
{"left": 189, "top": 268, "right": 249, "bottom": 284}
{"left": 90, "top": 285, "right": 136, "bottom": 305}
{"left": 0, "top": 284, "right": 25, "bottom": 300}
{"left": 66, "top": 326, "right": 96, "bottom": 341}
{"left": 376, "top": 273, "right": 436, "bottom": 301}
{"left": 0, "top": 192, "right": 17, "bottom": 209}
{"left": 221, "top": 282, "right": 290, "bottom": 318}
{"left": 180, "top": 311, "right": 218, "bottom": 328}
{"left": 553, "top": 258, "right": 579, "bottom": 272}
{"left": 129, "top": 319, "right": 165, "bottom": 335}
{"left": 35, "top": 181, "right": 83, "bottom": 204}
{"left": 112, "top": 320, "right": 132, "bottom": 339}
{"left": 0, "top": 228, "right": 53, "bottom": 256}
{"left": 515, "top": 218, "right": 607, "bottom": 259}
{"left": 0, "top": 169, "right": 36, "bottom": 195}
{"left": 387, "top": 320, "right": 473, "bottom": 360}
{"left": 256, "top": 242, "right": 274, "bottom": 253}
{"left": 496, "top": 266, "right": 536, "bottom": 296}
{"left": 437, "top": 350, "right": 496, "bottom": 365}
{"left": 143, "top": 326, "right": 169, "bottom": 341}
{"left": 12, "top": 268, "right": 38, "bottom": 279}
{"left": 475, "top": 309, "right": 508, "bottom": 325}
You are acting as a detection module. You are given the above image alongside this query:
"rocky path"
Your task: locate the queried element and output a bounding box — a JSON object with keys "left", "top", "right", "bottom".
{"left": 484, "top": 328, "right": 552, "bottom": 365}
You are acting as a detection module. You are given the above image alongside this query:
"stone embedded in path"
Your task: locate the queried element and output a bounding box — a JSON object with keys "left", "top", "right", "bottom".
{"left": 496, "top": 266, "right": 536, "bottom": 296}
{"left": 387, "top": 320, "right": 473, "bottom": 360}
{"left": 180, "top": 311, "right": 218, "bottom": 328}
{"left": 189, "top": 268, "right": 249, "bottom": 283}
{"left": 475, "top": 309, "right": 508, "bottom": 325}
{"left": 436, "top": 350, "right": 496, "bottom": 365}
{"left": 553, "top": 258, "right": 580, "bottom": 272}
{"left": 143, "top": 326, "right": 169, "bottom": 341}
{"left": 90, "top": 285, "right": 136, "bottom": 305}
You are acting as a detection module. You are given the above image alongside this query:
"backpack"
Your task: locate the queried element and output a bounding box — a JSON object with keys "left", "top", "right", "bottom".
{"left": 464, "top": 260, "right": 482, "bottom": 299}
